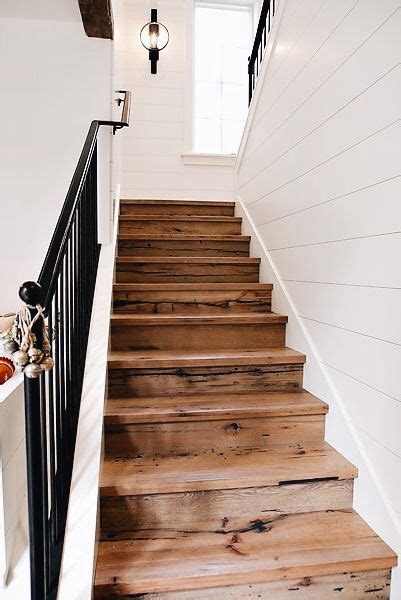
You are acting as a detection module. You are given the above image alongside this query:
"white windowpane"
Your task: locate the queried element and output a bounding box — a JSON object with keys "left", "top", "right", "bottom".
{"left": 222, "top": 119, "right": 244, "bottom": 154}
{"left": 222, "top": 46, "right": 249, "bottom": 84}
{"left": 195, "top": 82, "right": 221, "bottom": 119}
{"left": 194, "top": 42, "right": 221, "bottom": 83}
{"left": 222, "top": 83, "right": 248, "bottom": 121}
{"left": 194, "top": 3, "right": 251, "bottom": 154}
{"left": 194, "top": 118, "right": 221, "bottom": 153}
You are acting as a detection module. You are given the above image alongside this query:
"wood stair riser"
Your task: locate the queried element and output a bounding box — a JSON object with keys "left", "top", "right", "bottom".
{"left": 108, "top": 363, "right": 304, "bottom": 398}
{"left": 110, "top": 321, "right": 286, "bottom": 352}
{"left": 94, "top": 569, "right": 392, "bottom": 599}
{"left": 119, "top": 218, "right": 241, "bottom": 236}
{"left": 104, "top": 415, "right": 326, "bottom": 457}
{"left": 100, "top": 478, "right": 354, "bottom": 541}
{"left": 112, "top": 286, "right": 272, "bottom": 314}
{"left": 118, "top": 237, "right": 250, "bottom": 257}
{"left": 116, "top": 261, "right": 259, "bottom": 284}
{"left": 95, "top": 510, "right": 396, "bottom": 596}
{"left": 120, "top": 201, "right": 235, "bottom": 217}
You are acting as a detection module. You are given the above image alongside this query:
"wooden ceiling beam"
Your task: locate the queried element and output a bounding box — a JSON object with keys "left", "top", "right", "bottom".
{"left": 78, "top": 0, "right": 114, "bottom": 40}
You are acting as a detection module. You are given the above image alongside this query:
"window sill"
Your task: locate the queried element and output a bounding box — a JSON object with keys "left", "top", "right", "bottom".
{"left": 181, "top": 153, "right": 237, "bottom": 167}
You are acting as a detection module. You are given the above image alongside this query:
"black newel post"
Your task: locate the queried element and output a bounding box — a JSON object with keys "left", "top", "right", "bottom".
{"left": 20, "top": 281, "right": 46, "bottom": 600}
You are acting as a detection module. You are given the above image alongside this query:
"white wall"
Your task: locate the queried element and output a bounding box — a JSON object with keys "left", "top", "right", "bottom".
{"left": 0, "top": 1, "right": 114, "bottom": 592}
{"left": 113, "top": 0, "right": 234, "bottom": 201}
{"left": 0, "top": 1, "right": 113, "bottom": 314}
{"left": 235, "top": 0, "right": 401, "bottom": 592}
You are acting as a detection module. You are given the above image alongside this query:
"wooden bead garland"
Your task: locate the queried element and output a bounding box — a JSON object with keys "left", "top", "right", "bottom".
{"left": 7, "top": 304, "right": 54, "bottom": 379}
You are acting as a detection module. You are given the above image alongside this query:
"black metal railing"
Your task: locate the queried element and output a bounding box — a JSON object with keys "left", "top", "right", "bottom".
{"left": 19, "top": 90, "right": 131, "bottom": 600}
{"left": 248, "top": 0, "right": 276, "bottom": 104}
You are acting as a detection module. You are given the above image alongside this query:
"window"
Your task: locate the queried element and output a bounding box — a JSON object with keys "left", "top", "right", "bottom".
{"left": 193, "top": 2, "right": 252, "bottom": 154}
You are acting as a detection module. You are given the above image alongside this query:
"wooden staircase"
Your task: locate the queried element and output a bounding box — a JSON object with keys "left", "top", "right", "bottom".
{"left": 94, "top": 199, "right": 397, "bottom": 599}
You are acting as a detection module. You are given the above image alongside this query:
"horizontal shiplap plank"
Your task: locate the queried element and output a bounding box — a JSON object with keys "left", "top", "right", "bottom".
{"left": 121, "top": 120, "right": 184, "bottom": 139}
{"left": 120, "top": 188, "right": 233, "bottom": 201}
{"left": 302, "top": 318, "right": 401, "bottom": 403}
{"left": 121, "top": 154, "right": 232, "bottom": 174}
{"left": 116, "top": 68, "right": 185, "bottom": 89}
{"left": 259, "top": 0, "right": 330, "bottom": 86}
{"left": 259, "top": 176, "right": 401, "bottom": 249}
{"left": 241, "top": 9, "right": 401, "bottom": 185}
{"left": 242, "top": 1, "right": 400, "bottom": 166}
{"left": 242, "top": 0, "right": 359, "bottom": 162}
{"left": 326, "top": 366, "right": 401, "bottom": 457}
{"left": 129, "top": 102, "right": 184, "bottom": 124}
{"left": 272, "top": 233, "right": 401, "bottom": 288}
{"left": 355, "top": 427, "right": 401, "bottom": 510}
{"left": 121, "top": 171, "right": 233, "bottom": 191}
{"left": 121, "top": 137, "right": 184, "bottom": 156}
{"left": 285, "top": 280, "right": 401, "bottom": 345}
{"left": 241, "top": 65, "right": 401, "bottom": 202}
{"left": 245, "top": 120, "right": 401, "bottom": 223}
{"left": 125, "top": 85, "right": 184, "bottom": 106}
{"left": 115, "top": 50, "right": 185, "bottom": 72}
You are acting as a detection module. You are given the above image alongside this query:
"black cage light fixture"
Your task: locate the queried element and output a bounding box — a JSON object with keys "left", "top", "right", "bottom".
{"left": 140, "top": 9, "right": 169, "bottom": 74}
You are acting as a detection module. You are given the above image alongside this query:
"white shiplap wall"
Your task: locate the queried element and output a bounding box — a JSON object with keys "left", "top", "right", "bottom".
{"left": 114, "top": 0, "right": 234, "bottom": 200}
{"left": 236, "top": 0, "right": 401, "bottom": 591}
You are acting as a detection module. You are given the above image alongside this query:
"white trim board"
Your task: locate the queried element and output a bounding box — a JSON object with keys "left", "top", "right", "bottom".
{"left": 57, "top": 196, "right": 120, "bottom": 600}
{"left": 235, "top": 198, "right": 401, "bottom": 547}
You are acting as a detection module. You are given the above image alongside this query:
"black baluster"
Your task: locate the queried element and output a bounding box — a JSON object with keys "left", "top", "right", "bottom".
{"left": 20, "top": 281, "right": 46, "bottom": 600}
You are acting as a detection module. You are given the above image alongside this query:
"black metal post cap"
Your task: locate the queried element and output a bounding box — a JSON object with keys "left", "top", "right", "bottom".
{"left": 19, "top": 281, "right": 43, "bottom": 305}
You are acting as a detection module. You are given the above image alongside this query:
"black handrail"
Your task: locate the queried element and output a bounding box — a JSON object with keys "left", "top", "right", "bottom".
{"left": 248, "top": 0, "right": 276, "bottom": 104}
{"left": 19, "top": 89, "right": 131, "bottom": 600}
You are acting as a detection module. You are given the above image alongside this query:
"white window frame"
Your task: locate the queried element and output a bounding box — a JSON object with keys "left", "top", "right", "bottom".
{"left": 182, "top": 0, "right": 254, "bottom": 165}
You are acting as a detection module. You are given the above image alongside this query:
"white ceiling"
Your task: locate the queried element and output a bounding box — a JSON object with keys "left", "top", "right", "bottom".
{"left": 0, "top": 0, "right": 82, "bottom": 22}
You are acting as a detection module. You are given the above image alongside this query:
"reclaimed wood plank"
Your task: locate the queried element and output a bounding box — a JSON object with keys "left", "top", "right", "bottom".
{"left": 100, "top": 479, "right": 354, "bottom": 540}
{"left": 94, "top": 511, "right": 396, "bottom": 595}
{"left": 100, "top": 443, "right": 357, "bottom": 496}
{"left": 112, "top": 283, "right": 272, "bottom": 314}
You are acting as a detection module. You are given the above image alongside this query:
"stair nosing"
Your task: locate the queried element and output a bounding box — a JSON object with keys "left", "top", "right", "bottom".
{"left": 99, "top": 443, "right": 358, "bottom": 497}
{"left": 116, "top": 256, "right": 260, "bottom": 263}
{"left": 120, "top": 200, "right": 236, "bottom": 206}
{"left": 104, "top": 391, "right": 329, "bottom": 424}
{"left": 110, "top": 313, "right": 287, "bottom": 325}
{"left": 108, "top": 347, "right": 306, "bottom": 369}
{"left": 113, "top": 283, "right": 273, "bottom": 290}
{"left": 119, "top": 215, "right": 241, "bottom": 222}
{"left": 118, "top": 234, "right": 250, "bottom": 241}
{"left": 95, "top": 510, "right": 397, "bottom": 593}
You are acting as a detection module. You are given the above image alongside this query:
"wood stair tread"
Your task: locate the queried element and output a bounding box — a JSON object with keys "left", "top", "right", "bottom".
{"left": 110, "top": 312, "right": 287, "bottom": 325}
{"left": 116, "top": 256, "right": 260, "bottom": 264}
{"left": 108, "top": 347, "right": 306, "bottom": 369}
{"left": 113, "top": 282, "right": 273, "bottom": 290}
{"left": 105, "top": 391, "right": 328, "bottom": 424}
{"left": 100, "top": 443, "right": 357, "bottom": 496}
{"left": 118, "top": 234, "right": 250, "bottom": 241}
{"left": 94, "top": 510, "right": 397, "bottom": 594}
{"left": 119, "top": 215, "right": 241, "bottom": 222}
{"left": 121, "top": 200, "right": 235, "bottom": 207}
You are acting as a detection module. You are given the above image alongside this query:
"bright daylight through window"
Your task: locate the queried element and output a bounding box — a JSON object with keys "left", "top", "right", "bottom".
{"left": 193, "top": 2, "right": 252, "bottom": 154}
